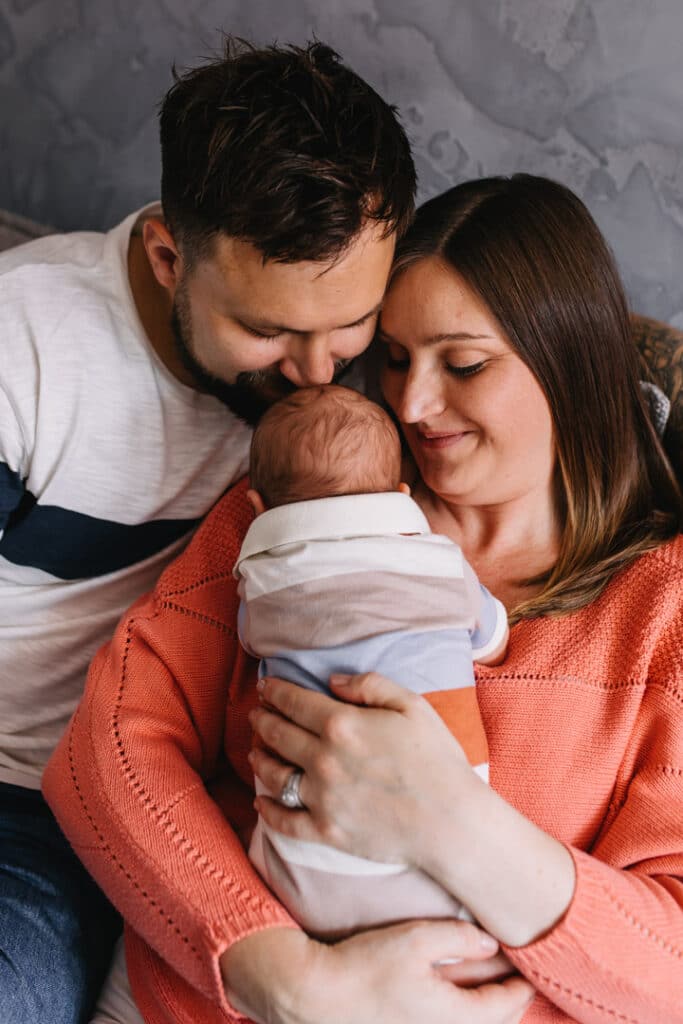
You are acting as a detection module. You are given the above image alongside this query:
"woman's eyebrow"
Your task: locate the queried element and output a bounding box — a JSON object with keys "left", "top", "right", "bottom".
{"left": 425, "top": 332, "right": 493, "bottom": 344}
{"left": 377, "top": 328, "right": 493, "bottom": 345}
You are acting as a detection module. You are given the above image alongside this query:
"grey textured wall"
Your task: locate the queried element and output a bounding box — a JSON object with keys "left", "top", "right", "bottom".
{"left": 1, "top": 0, "right": 682, "bottom": 321}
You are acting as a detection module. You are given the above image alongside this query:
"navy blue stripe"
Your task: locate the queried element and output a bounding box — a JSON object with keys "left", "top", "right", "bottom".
{"left": 0, "top": 461, "right": 26, "bottom": 529}
{"left": 0, "top": 499, "right": 200, "bottom": 579}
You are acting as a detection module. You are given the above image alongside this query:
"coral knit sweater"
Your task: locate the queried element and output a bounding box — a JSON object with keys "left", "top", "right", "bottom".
{"left": 43, "top": 479, "right": 683, "bottom": 1024}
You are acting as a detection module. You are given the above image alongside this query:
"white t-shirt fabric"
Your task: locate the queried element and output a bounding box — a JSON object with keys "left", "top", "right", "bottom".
{"left": 0, "top": 204, "right": 252, "bottom": 788}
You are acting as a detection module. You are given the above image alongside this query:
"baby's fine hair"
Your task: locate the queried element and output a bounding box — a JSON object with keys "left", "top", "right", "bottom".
{"left": 249, "top": 385, "right": 402, "bottom": 508}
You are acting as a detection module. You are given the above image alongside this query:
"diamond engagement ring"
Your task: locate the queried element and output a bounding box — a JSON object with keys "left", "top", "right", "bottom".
{"left": 279, "top": 768, "right": 305, "bottom": 809}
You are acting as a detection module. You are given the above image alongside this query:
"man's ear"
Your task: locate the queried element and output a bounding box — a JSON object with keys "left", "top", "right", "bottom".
{"left": 246, "top": 489, "right": 267, "bottom": 516}
{"left": 397, "top": 481, "right": 411, "bottom": 497}
{"left": 142, "top": 218, "right": 183, "bottom": 298}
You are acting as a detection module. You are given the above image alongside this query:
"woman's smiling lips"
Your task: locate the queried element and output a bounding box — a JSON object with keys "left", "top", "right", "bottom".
{"left": 415, "top": 428, "right": 473, "bottom": 450}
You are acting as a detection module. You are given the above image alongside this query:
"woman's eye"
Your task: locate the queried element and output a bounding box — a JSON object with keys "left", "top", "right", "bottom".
{"left": 446, "top": 360, "right": 486, "bottom": 378}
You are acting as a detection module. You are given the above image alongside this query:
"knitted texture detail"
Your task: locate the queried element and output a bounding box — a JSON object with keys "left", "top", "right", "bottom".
{"left": 43, "top": 480, "right": 683, "bottom": 1024}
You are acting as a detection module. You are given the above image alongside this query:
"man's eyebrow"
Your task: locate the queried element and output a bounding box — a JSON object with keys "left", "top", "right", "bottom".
{"left": 376, "top": 328, "right": 493, "bottom": 345}
{"left": 240, "top": 301, "right": 384, "bottom": 335}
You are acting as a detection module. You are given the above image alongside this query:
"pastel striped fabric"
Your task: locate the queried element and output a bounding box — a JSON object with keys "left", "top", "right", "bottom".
{"left": 235, "top": 492, "right": 507, "bottom": 938}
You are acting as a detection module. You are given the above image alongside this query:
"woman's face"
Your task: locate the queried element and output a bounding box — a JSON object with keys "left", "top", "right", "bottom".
{"left": 379, "top": 257, "right": 556, "bottom": 508}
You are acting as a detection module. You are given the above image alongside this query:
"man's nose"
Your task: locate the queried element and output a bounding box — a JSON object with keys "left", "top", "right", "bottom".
{"left": 279, "top": 336, "right": 335, "bottom": 386}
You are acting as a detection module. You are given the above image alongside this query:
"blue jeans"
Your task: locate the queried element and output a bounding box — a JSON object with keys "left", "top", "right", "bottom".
{"left": 0, "top": 781, "right": 121, "bottom": 1024}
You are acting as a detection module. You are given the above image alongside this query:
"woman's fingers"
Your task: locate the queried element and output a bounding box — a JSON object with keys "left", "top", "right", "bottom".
{"left": 250, "top": 671, "right": 471, "bottom": 866}
{"left": 254, "top": 793, "right": 321, "bottom": 841}
{"left": 257, "top": 676, "right": 338, "bottom": 734}
{"left": 249, "top": 746, "right": 308, "bottom": 800}
{"left": 461, "top": 976, "right": 535, "bottom": 1024}
{"left": 331, "top": 921, "right": 532, "bottom": 1024}
{"left": 329, "top": 671, "right": 417, "bottom": 712}
{"left": 400, "top": 918, "right": 500, "bottom": 962}
{"left": 434, "top": 950, "right": 516, "bottom": 987}
{"left": 249, "top": 705, "right": 319, "bottom": 769}
{"left": 221, "top": 918, "right": 534, "bottom": 1024}
{"left": 257, "top": 672, "right": 417, "bottom": 734}
{"left": 251, "top": 674, "right": 418, "bottom": 780}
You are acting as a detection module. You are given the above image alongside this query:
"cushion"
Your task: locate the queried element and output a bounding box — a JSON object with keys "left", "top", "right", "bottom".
{"left": 0, "top": 209, "right": 52, "bottom": 252}
{"left": 632, "top": 315, "right": 682, "bottom": 481}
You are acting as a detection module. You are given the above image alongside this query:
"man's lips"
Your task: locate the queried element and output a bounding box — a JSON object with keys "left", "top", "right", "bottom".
{"left": 414, "top": 429, "right": 472, "bottom": 450}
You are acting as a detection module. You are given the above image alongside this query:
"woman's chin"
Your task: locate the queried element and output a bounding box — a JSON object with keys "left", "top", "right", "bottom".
{"left": 410, "top": 446, "right": 473, "bottom": 495}
{"left": 417, "top": 464, "right": 477, "bottom": 504}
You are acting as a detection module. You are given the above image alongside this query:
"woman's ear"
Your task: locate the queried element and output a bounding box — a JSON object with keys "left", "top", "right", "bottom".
{"left": 246, "top": 489, "right": 267, "bottom": 516}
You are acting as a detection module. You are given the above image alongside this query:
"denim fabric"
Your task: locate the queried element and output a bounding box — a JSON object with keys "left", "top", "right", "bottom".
{"left": 0, "top": 782, "right": 121, "bottom": 1024}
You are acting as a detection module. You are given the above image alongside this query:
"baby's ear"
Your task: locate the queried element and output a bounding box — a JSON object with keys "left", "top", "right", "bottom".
{"left": 246, "top": 489, "right": 267, "bottom": 516}
{"left": 397, "top": 482, "right": 411, "bottom": 497}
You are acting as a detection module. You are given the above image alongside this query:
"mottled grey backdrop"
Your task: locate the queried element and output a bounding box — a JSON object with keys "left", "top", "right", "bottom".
{"left": 1, "top": 0, "right": 682, "bottom": 321}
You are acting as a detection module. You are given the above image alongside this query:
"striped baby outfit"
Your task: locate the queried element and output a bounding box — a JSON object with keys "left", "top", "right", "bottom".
{"left": 234, "top": 491, "right": 507, "bottom": 938}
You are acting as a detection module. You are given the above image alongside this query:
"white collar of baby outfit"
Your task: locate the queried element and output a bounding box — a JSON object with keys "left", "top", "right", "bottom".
{"left": 234, "top": 492, "right": 430, "bottom": 573}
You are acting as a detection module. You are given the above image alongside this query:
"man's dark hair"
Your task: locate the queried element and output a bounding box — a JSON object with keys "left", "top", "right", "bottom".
{"left": 160, "top": 38, "right": 416, "bottom": 264}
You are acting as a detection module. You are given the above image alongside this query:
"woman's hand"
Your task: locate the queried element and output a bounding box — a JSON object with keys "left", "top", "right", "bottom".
{"left": 221, "top": 920, "right": 535, "bottom": 1024}
{"left": 249, "top": 671, "right": 576, "bottom": 948}
{"left": 249, "top": 671, "right": 470, "bottom": 868}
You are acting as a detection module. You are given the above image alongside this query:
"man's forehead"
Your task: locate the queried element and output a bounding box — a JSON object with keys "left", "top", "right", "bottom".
{"left": 208, "top": 234, "right": 342, "bottom": 282}
{"left": 192, "top": 225, "right": 395, "bottom": 329}
{"left": 210, "top": 220, "right": 393, "bottom": 275}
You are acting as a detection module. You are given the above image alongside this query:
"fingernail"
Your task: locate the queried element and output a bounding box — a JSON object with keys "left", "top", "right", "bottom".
{"left": 431, "top": 957, "right": 463, "bottom": 966}
{"left": 330, "top": 674, "right": 350, "bottom": 686}
{"left": 256, "top": 677, "right": 266, "bottom": 693}
{"left": 480, "top": 934, "right": 498, "bottom": 951}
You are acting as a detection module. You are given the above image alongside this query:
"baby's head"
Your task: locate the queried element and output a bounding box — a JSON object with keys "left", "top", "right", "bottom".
{"left": 249, "top": 385, "right": 405, "bottom": 511}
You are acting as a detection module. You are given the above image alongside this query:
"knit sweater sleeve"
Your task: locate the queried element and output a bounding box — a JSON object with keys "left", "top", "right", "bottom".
{"left": 506, "top": 567, "right": 683, "bottom": 1024}
{"left": 42, "top": 479, "right": 296, "bottom": 1015}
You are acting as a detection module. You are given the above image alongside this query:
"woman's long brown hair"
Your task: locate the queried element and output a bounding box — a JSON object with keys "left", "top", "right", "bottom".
{"left": 392, "top": 175, "right": 682, "bottom": 621}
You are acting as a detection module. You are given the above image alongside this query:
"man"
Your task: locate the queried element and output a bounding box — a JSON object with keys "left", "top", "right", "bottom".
{"left": 0, "top": 38, "right": 415, "bottom": 1023}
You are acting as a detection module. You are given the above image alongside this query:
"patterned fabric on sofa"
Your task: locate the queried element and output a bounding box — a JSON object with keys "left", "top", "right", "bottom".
{"left": 631, "top": 315, "right": 682, "bottom": 481}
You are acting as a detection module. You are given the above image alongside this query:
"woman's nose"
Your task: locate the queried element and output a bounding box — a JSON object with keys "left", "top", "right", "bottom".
{"left": 279, "top": 336, "right": 335, "bottom": 386}
{"left": 396, "top": 367, "right": 447, "bottom": 424}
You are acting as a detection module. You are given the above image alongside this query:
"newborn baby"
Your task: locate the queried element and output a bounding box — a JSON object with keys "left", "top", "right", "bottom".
{"left": 234, "top": 384, "right": 508, "bottom": 939}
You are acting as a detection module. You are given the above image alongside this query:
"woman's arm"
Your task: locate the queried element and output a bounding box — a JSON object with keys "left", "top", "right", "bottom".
{"left": 43, "top": 482, "right": 296, "bottom": 1014}
{"left": 42, "top": 481, "right": 533, "bottom": 1024}
{"left": 221, "top": 919, "right": 534, "bottom": 1024}
{"left": 251, "top": 673, "right": 574, "bottom": 944}
{"left": 251, "top": 667, "right": 683, "bottom": 1024}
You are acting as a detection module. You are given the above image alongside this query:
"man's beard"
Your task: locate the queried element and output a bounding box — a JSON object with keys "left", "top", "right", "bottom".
{"left": 170, "top": 299, "right": 355, "bottom": 427}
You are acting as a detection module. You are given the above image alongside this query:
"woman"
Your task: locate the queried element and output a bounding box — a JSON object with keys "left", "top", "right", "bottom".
{"left": 47, "top": 176, "right": 682, "bottom": 1024}
{"left": 240, "top": 175, "right": 683, "bottom": 1022}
